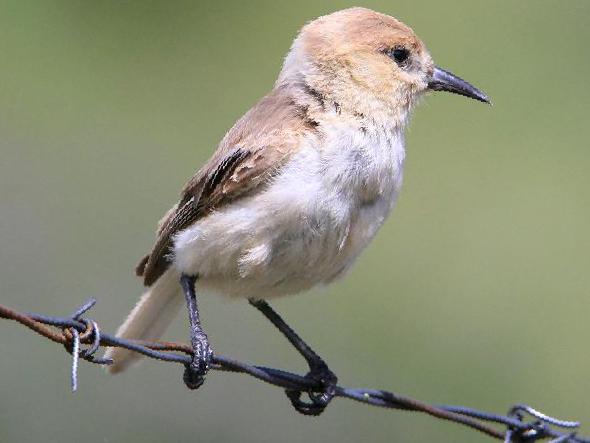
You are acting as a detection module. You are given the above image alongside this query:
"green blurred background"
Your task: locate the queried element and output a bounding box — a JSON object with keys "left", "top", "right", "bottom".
{"left": 0, "top": 1, "right": 588, "bottom": 442}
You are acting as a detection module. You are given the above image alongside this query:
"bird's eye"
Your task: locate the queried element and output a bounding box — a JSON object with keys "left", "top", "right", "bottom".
{"left": 388, "top": 47, "right": 410, "bottom": 66}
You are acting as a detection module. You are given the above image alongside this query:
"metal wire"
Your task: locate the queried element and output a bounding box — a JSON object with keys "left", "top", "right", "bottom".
{"left": 0, "top": 299, "right": 588, "bottom": 442}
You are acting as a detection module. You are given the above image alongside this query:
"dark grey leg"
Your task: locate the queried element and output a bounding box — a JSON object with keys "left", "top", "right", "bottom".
{"left": 249, "top": 298, "right": 337, "bottom": 415}
{"left": 180, "top": 274, "right": 213, "bottom": 389}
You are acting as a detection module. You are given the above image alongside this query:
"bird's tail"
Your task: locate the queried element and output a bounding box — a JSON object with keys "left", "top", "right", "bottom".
{"left": 104, "top": 269, "right": 183, "bottom": 374}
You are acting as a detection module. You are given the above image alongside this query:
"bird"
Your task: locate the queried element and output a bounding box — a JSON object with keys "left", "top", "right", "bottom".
{"left": 104, "top": 7, "right": 489, "bottom": 409}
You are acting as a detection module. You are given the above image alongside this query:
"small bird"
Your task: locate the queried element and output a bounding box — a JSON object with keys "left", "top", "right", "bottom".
{"left": 105, "top": 7, "right": 489, "bottom": 405}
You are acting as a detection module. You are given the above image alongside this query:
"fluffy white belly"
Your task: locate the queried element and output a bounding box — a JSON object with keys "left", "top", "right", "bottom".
{"left": 173, "top": 124, "right": 405, "bottom": 298}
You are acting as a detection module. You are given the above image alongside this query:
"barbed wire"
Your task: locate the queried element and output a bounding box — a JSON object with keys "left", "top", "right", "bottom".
{"left": 0, "top": 298, "right": 587, "bottom": 442}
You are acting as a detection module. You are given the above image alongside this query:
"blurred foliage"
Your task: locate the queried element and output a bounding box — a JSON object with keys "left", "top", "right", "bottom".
{"left": 0, "top": 1, "right": 588, "bottom": 442}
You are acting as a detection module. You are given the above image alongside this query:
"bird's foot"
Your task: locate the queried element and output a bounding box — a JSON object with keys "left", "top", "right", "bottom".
{"left": 286, "top": 359, "right": 338, "bottom": 416}
{"left": 183, "top": 332, "right": 213, "bottom": 390}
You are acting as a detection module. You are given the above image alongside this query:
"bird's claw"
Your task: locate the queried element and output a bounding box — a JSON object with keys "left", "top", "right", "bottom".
{"left": 183, "top": 334, "right": 213, "bottom": 390}
{"left": 286, "top": 361, "right": 337, "bottom": 416}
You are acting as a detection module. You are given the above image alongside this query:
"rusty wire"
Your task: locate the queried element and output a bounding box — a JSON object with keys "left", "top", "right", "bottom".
{"left": 0, "top": 298, "right": 587, "bottom": 442}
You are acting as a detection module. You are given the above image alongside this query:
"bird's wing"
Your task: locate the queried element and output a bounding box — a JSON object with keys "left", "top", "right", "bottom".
{"left": 137, "top": 86, "right": 318, "bottom": 286}
{"left": 137, "top": 145, "right": 290, "bottom": 286}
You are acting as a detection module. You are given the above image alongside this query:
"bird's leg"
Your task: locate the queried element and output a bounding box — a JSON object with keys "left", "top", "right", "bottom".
{"left": 249, "top": 298, "right": 337, "bottom": 416}
{"left": 180, "top": 274, "right": 213, "bottom": 390}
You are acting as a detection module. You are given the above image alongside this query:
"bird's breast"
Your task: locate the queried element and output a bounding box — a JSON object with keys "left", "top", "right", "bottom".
{"left": 174, "top": 123, "right": 406, "bottom": 298}
{"left": 314, "top": 123, "right": 406, "bottom": 281}
{"left": 319, "top": 122, "right": 405, "bottom": 203}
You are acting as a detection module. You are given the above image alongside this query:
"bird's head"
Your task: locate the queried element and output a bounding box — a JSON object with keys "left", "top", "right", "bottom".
{"left": 279, "top": 7, "right": 489, "bottom": 126}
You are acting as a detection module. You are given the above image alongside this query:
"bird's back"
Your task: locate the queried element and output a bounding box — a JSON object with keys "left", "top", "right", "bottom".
{"left": 137, "top": 85, "right": 319, "bottom": 287}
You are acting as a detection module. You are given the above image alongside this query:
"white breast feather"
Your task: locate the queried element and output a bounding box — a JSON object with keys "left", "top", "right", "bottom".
{"left": 173, "top": 122, "right": 405, "bottom": 299}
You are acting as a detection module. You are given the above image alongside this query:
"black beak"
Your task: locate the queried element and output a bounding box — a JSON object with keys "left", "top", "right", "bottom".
{"left": 428, "top": 66, "right": 490, "bottom": 104}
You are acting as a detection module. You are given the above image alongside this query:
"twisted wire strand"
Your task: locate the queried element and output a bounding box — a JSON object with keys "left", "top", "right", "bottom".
{"left": 0, "top": 299, "right": 588, "bottom": 443}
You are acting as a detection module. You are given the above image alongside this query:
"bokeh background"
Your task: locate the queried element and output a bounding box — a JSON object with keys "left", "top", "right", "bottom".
{"left": 1, "top": 1, "right": 588, "bottom": 442}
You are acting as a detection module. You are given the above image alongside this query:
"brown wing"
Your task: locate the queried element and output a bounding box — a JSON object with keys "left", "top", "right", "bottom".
{"left": 136, "top": 85, "right": 320, "bottom": 286}
{"left": 138, "top": 146, "right": 287, "bottom": 286}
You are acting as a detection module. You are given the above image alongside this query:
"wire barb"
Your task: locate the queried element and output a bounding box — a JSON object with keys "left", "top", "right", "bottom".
{"left": 70, "top": 328, "right": 80, "bottom": 392}
{"left": 510, "top": 405, "right": 580, "bottom": 429}
{"left": 0, "top": 299, "right": 587, "bottom": 442}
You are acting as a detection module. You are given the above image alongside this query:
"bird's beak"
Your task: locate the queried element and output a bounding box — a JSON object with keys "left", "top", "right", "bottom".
{"left": 428, "top": 66, "right": 490, "bottom": 104}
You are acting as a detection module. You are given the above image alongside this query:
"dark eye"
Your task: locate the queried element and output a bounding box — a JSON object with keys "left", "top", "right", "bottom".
{"left": 388, "top": 47, "right": 410, "bottom": 66}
